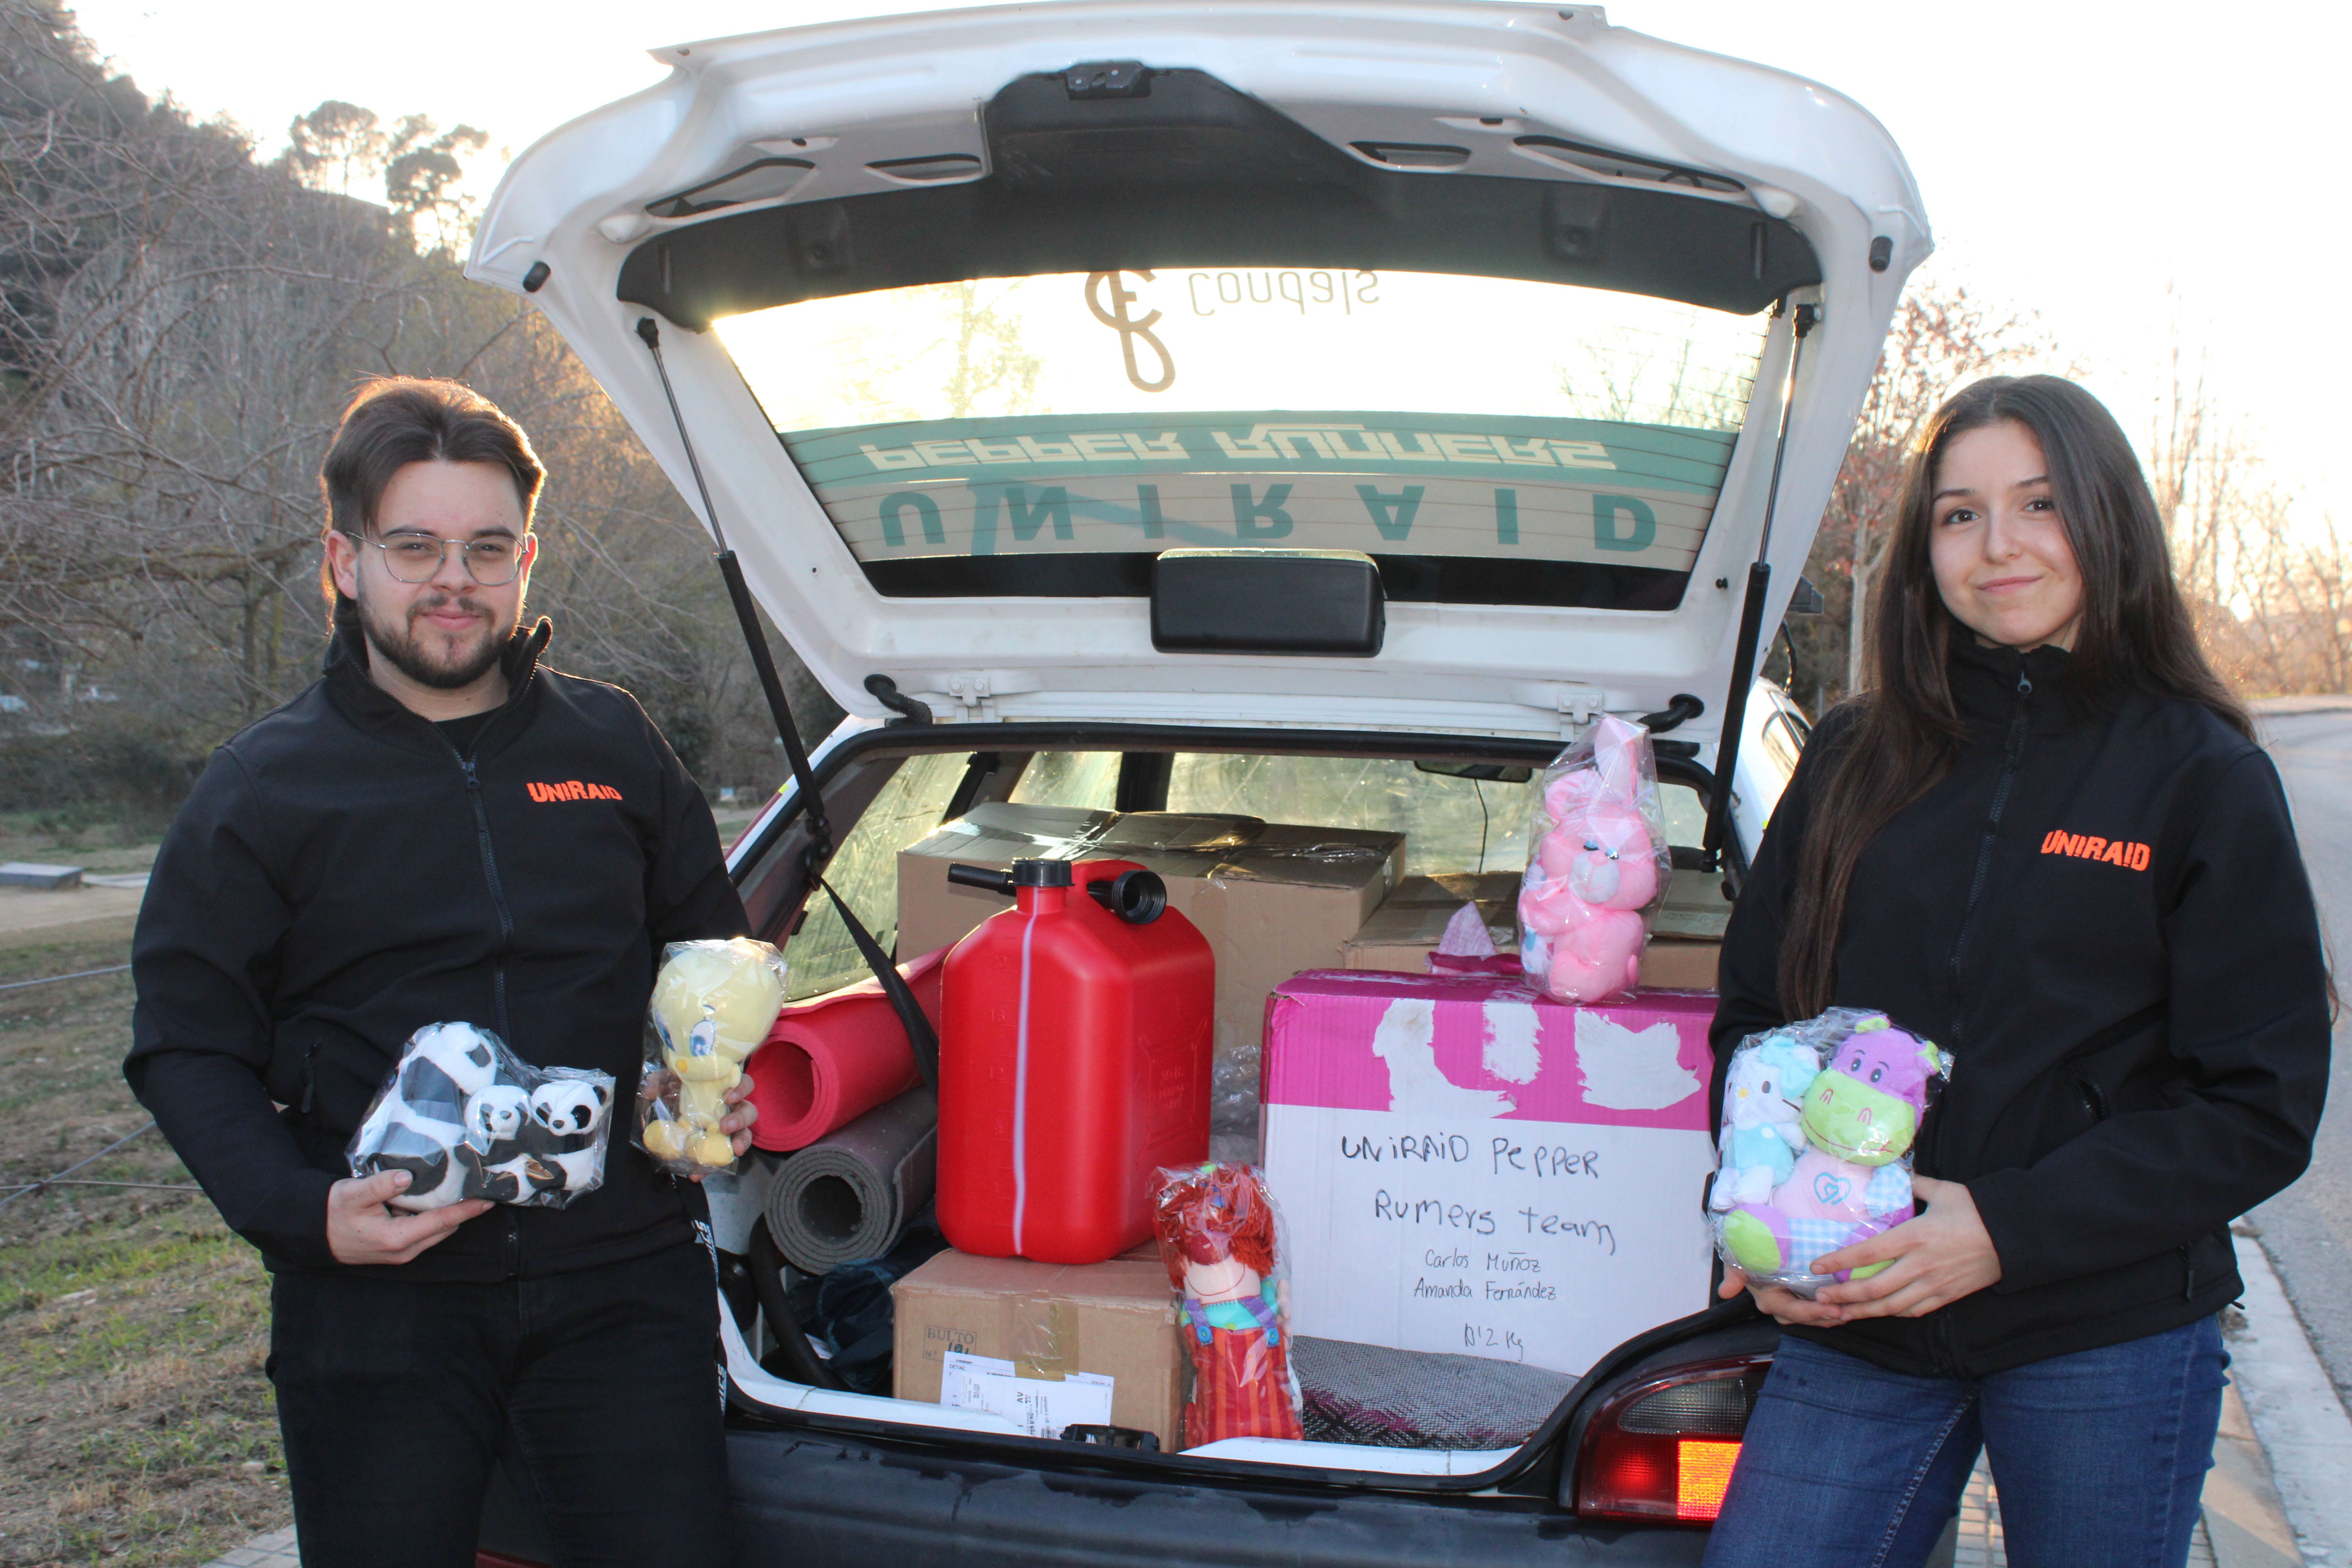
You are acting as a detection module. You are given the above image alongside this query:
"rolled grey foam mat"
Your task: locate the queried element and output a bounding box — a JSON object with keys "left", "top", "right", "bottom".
{"left": 762, "top": 1086, "right": 936, "bottom": 1275}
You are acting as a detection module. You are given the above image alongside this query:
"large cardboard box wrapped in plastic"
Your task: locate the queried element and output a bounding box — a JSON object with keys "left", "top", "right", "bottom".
{"left": 1340, "top": 869, "right": 1726, "bottom": 991}
{"left": 1260, "top": 970, "right": 1717, "bottom": 1377}
{"left": 891, "top": 1245, "right": 1184, "bottom": 1450}
{"left": 899, "top": 803, "right": 1406, "bottom": 1151}
{"left": 1338, "top": 872, "right": 1519, "bottom": 971}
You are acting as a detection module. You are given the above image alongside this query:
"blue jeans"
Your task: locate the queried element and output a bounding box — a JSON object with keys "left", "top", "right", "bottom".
{"left": 1704, "top": 1317, "right": 2227, "bottom": 1568}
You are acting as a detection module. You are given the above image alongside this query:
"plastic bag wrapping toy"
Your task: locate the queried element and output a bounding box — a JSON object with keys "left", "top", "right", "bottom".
{"left": 348, "top": 1023, "right": 616, "bottom": 1210}
{"left": 1152, "top": 1163, "right": 1304, "bottom": 1448}
{"left": 638, "top": 937, "right": 788, "bottom": 1175}
{"left": 1517, "top": 714, "right": 1673, "bottom": 1003}
{"left": 1709, "top": 1011, "right": 1952, "bottom": 1298}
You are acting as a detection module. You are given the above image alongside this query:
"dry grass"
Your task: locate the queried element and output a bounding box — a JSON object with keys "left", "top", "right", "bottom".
{"left": 0, "top": 811, "right": 162, "bottom": 879}
{"left": 0, "top": 806, "right": 769, "bottom": 1566}
{"left": 0, "top": 893, "right": 289, "bottom": 1568}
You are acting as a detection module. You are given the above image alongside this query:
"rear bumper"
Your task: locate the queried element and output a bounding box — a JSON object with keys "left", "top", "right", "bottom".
{"left": 722, "top": 1426, "right": 1708, "bottom": 1566}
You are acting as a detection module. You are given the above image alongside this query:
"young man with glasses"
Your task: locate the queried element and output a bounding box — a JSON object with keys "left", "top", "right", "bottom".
{"left": 126, "top": 378, "right": 753, "bottom": 1568}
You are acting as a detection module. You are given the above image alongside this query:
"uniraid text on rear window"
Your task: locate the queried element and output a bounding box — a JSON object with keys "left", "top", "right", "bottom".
{"left": 719, "top": 269, "right": 1767, "bottom": 609}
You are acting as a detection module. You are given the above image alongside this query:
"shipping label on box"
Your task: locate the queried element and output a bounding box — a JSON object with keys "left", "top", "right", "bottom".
{"left": 1261, "top": 971, "right": 1717, "bottom": 1377}
{"left": 940, "top": 1350, "right": 1118, "bottom": 1438}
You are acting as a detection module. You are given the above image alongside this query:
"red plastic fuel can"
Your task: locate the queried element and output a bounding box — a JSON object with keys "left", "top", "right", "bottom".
{"left": 938, "top": 857, "right": 1213, "bottom": 1264}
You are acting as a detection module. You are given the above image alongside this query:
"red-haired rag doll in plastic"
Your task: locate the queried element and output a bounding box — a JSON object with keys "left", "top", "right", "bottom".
{"left": 1152, "top": 1163, "right": 1305, "bottom": 1447}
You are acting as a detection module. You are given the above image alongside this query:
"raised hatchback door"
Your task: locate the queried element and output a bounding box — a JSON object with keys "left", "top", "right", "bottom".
{"left": 470, "top": 0, "right": 1927, "bottom": 744}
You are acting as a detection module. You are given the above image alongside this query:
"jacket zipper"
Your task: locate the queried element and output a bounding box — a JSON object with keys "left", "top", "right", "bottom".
{"left": 439, "top": 726, "right": 526, "bottom": 1280}
{"left": 1928, "top": 665, "right": 2034, "bottom": 1175}
{"left": 298, "top": 1038, "right": 324, "bottom": 1117}
{"left": 457, "top": 754, "right": 517, "bottom": 1043}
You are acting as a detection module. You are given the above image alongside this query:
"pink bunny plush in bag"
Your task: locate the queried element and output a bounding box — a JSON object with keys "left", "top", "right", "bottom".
{"left": 1517, "top": 715, "right": 1672, "bottom": 1003}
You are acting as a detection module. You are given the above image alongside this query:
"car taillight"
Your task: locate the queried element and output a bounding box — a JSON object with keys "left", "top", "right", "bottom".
{"left": 1573, "top": 1355, "right": 1770, "bottom": 1524}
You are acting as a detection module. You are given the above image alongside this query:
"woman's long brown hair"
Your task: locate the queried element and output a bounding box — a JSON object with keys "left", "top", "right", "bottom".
{"left": 1777, "top": 376, "right": 2251, "bottom": 1016}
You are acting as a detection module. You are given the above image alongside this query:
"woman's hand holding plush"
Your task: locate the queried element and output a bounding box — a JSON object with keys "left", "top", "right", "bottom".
{"left": 1717, "top": 1265, "right": 1858, "bottom": 1327}
{"left": 1808, "top": 1177, "right": 2003, "bottom": 1318}
{"left": 1717, "top": 1178, "right": 2001, "bottom": 1324}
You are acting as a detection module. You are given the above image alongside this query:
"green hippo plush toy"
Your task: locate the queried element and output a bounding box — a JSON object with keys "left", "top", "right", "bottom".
{"left": 1714, "top": 1012, "right": 1949, "bottom": 1297}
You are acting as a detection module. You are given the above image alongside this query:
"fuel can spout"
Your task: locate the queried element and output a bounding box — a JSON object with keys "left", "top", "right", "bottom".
{"left": 946, "top": 860, "right": 1167, "bottom": 925}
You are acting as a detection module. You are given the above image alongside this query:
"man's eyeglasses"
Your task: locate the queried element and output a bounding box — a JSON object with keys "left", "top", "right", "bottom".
{"left": 344, "top": 530, "right": 530, "bottom": 586}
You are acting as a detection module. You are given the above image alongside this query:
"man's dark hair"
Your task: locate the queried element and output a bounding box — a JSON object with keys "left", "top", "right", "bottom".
{"left": 318, "top": 377, "right": 545, "bottom": 620}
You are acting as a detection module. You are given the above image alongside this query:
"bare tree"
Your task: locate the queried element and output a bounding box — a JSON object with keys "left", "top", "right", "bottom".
{"left": 2147, "top": 335, "right": 2351, "bottom": 697}
{"left": 1772, "top": 283, "right": 2055, "bottom": 710}
{"left": 1819, "top": 285, "right": 2050, "bottom": 696}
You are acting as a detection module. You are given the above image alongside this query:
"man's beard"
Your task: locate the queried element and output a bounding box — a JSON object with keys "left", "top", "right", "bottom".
{"left": 354, "top": 584, "right": 520, "bottom": 691}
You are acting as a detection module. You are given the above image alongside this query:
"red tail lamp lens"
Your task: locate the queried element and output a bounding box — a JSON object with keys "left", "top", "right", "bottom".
{"left": 1573, "top": 1357, "right": 1769, "bottom": 1524}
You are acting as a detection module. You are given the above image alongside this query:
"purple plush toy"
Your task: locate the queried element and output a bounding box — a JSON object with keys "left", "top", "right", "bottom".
{"left": 1714, "top": 1013, "right": 1948, "bottom": 1295}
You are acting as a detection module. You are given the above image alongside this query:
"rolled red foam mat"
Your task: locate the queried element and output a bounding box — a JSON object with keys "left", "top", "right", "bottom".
{"left": 745, "top": 947, "right": 944, "bottom": 1152}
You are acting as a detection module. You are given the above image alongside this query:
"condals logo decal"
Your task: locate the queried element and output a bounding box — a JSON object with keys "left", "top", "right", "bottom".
{"left": 528, "top": 780, "right": 622, "bottom": 803}
{"left": 2041, "top": 830, "right": 2151, "bottom": 870}
{"left": 1087, "top": 270, "right": 1174, "bottom": 394}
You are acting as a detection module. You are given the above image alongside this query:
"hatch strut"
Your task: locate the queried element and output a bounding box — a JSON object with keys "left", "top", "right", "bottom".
{"left": 1700, "top": 301, "right": 1819, "bottom": 894}
{"left": 635, "top": 317, "right": 940, "bottom": 1091}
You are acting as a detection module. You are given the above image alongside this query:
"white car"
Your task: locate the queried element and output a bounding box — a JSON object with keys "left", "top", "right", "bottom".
{"left": 469, "top": 4, "right": 1919, "bottom": 1560}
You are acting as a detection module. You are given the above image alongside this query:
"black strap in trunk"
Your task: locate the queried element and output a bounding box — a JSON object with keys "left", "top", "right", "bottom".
{"left": 636, "top": 317, "right": 941, "bottom": 1094}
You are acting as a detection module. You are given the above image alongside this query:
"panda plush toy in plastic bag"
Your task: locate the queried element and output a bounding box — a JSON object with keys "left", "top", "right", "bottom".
{"left": 348, "top": 1022, "right": 617, "bottom": 1211}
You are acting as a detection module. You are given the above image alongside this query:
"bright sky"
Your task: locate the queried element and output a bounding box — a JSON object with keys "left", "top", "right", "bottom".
{"left": 75, "top": 0, "right": 2352, "bottom": 518}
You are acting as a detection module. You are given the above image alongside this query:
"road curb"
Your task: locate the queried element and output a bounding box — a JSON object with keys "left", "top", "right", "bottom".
{"left": 2228, "top": 1232, "right": 2352, "bottom": 1566}
{"left": 2209, "top": 1378, "right": 2301, "bottom": 1568}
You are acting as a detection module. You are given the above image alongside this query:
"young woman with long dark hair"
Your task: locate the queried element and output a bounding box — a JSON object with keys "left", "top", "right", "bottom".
{"left": 1702, "top": 375, "right": 2332, "bottom": 1568}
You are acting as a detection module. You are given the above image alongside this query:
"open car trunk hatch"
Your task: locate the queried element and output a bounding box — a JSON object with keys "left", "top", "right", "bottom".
{"left": 469, "top": 2, "right": 1924, "bottom": 739}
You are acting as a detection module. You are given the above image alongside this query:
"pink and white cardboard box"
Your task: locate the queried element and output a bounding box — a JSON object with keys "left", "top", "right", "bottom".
{"left": 1261, "top": 970, "right": 1717, "bottom": 1377}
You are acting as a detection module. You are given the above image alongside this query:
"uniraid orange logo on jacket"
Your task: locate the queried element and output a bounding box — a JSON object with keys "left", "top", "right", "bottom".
{"left": 527, "top": 780, "right": 622, "bottom": 803}
{"left": 2041, "top": 829, "right": 2150, "bottom": 871}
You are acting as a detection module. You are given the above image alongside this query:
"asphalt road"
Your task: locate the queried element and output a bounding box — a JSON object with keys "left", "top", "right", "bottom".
{"left": 2249, "top": 706, "right": 2352, "bottom": 1411}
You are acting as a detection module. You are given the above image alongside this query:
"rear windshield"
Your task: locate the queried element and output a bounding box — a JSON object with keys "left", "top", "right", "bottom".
{"left": 716, "top": 270, "right": 1767, "bottom": 608}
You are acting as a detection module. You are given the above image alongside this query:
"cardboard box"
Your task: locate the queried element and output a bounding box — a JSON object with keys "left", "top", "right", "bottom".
{"left": 1652, "top": 867, "right": 1734, "bottom": 942}
{"left": 897, "top": 804, "right": 1257, "bottom": 961}
{"left": 1259, "top": 969, "right": 1718, "bottom": 1377}
{"left": 1637, "top": 938, "right": 1719, "bottom": 991}
{"left": 1340, "top": 869, "right": 1720, "bottom": 991}
{"left": 1340, "top": 872, "right": 1519, "bottom": 972}
{"left": 891, "top": 1245, "right": 1185, "bottom": 1450}
{"left": 900, "top": 802, "right": 1407, "bottom": 1146}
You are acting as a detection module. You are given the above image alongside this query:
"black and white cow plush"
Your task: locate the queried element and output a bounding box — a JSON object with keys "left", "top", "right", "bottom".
{"left": 351, "top": 1023, "right": 503, "bottom": 1212}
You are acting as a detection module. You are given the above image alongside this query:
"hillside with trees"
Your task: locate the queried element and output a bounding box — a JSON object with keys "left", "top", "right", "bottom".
{"left": 0, "top": 0, "right": 833, "bottom": 825}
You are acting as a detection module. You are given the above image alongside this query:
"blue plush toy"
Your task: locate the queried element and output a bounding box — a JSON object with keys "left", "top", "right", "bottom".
{"left": 1710, "top": 1034, "right": 1821, "bottom": 1209}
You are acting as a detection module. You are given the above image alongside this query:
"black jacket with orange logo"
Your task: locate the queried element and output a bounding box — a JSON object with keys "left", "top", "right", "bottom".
{"left": 1715, "top": 636, "right": 2330, "bottom": 1376}
{"left": 125, "top": 619, "right": 746, "bottom": 1280}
